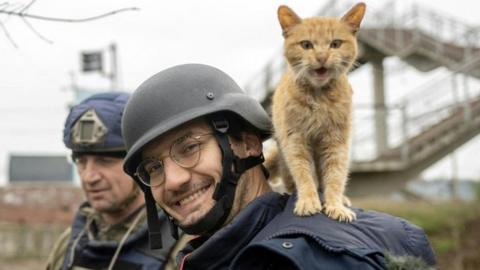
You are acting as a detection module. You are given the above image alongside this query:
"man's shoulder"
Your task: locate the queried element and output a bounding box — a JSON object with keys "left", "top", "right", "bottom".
{"left": 45, "top": 227, "right": 72, "bottom": 270}
{"left": 246, "top": 193, "right": 436, "bottom": 267}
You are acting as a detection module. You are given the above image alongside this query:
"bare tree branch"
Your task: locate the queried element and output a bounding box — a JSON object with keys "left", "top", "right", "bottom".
{"left": 0, "top": 20, "right": 17, "bottom": 47}
{"left": 14, "top": 0, "right": 52, "bottom": 43}
{"left": 19, "top": 0, "right": 36, "bottom": 14}
{"left": 1, "top": 2, "right": 28, "bottom": 24}
{"left": 21, "top": 17, "right": 52, "bottom": 44}
{"left": 0, "top": 7, "right": 139, "bottom": 23}
{"left": 0, "top": 2, "right": 139, "bottom": 47}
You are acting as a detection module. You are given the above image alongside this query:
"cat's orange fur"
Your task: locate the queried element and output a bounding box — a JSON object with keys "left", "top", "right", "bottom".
{"left": 269, "top": 3, "right": 366, "bottom": 222}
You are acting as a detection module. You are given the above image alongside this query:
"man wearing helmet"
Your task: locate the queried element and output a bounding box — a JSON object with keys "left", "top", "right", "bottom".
{"left": 46, "top": 92, "right": 178, "bottom": 270}
{"left": 122, "top": 64, "right": 436, "bottom": 269}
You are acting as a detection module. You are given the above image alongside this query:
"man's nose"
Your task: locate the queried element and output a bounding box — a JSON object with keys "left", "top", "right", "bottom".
{"left": 163, "top": 158, "right": 191, "bottom": 191}
{"left": 81, "top": 160, "right": 101, "bottom": 184}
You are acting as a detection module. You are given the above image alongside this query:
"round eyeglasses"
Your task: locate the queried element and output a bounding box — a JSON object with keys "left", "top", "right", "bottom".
{"left": 135, "top": 133, "right": 213, "bottom": 187}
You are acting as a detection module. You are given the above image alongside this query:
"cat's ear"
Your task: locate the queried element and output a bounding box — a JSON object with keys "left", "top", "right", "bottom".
{"left": 278, "top": 5, "right": 301, "bottom": 37}
{"left": 341, "top": 2, "right": 366, "bottom": 34}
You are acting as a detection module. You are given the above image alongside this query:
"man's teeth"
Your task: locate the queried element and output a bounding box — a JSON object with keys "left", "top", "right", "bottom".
{"left": 179, "top": 186, "right": 209, "bottom": 206}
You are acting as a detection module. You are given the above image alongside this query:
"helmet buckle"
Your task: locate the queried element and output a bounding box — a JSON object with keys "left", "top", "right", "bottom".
{"left": 211, "top": 118, "right": 229, "bottom": 134}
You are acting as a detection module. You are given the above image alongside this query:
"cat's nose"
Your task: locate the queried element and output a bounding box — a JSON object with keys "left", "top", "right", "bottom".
{"left": 316, "top": 55, "right": 328, "bottom": 65}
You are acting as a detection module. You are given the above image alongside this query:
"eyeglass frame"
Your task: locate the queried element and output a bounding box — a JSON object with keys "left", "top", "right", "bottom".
{"left": 134, "top": 133, "right": 215, "bottom": 187}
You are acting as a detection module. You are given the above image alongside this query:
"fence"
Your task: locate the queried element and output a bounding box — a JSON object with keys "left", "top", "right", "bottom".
{"left": 0, "top": 223, "right": 67, "bottom": 259}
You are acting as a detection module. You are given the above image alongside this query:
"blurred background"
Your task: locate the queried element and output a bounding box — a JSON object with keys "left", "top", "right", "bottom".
{"left": 1, "top": 0, "right": 479, "bottom": 269}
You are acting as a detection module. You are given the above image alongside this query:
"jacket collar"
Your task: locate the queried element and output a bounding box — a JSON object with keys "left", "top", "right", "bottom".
{"left": 178, "top": 192, "right": 287, "bottom": 270}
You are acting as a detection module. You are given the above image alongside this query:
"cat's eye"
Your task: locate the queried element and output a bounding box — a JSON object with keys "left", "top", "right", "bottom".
{"left": 300, "top": 40, "right": 313, "bottom": 50}
{"left": 330, "top": 39, "right": 343, "bottom": 49}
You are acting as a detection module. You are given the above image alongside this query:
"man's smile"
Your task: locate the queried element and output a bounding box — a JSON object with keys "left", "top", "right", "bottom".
{"left": 169, "top": 183, "right": 215, "bottom": 218}
{"left": 177, "top": 185, "right": 212, "bottom": 206}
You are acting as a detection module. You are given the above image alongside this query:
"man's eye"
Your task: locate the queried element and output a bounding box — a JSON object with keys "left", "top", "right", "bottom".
{"left": 147, "top": 162, "right": 163, "bottom": 175}
{"left": 181, "top": 143, "right": 200, "bottom": 155}
{"left": 98, "top": 157, "right": 118, "bottom": 165}
{"left": 75, "top": 158, "right": 86, "bottom": 166}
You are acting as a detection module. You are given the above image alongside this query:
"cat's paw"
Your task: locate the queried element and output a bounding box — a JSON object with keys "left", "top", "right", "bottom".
{"left": 294, "top": 196, "right": 323, "bottom": 216}
{"left": 323, "top": 204, "right": 356, "bottom": 222}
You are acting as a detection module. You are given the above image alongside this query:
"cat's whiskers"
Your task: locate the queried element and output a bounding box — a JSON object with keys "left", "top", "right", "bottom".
{"left": 350, "top": 60, "right": 361, "bottom": 70}
{"left": 289, "top": 61, "right": 304, "bottom": 73}
{"left": 334, "top": 57, "right": 356, "bottom": 74}
{"left": 291, "top": 62, "right": 310, "bottom": 84}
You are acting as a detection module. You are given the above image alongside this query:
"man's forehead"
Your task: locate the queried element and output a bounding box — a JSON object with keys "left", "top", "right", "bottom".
{"left": 74, "top": 154, "right": 123, "bottom": 164}
{"left": 142, "top": 118, "right": 211, "bottom": 157}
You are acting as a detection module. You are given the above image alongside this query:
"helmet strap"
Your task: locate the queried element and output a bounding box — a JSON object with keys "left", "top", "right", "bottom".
{"left": 139, "top": 178, "right": 165, "bottom": 249}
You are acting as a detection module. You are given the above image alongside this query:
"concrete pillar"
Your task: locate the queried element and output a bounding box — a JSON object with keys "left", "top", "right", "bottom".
{"left": 371, "top": 56, "right": 388, "bottom": 156}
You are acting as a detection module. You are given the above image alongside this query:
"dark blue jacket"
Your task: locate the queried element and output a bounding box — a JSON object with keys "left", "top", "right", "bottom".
{"left": 178, "top": 192, "right": 436, "bottom": 270}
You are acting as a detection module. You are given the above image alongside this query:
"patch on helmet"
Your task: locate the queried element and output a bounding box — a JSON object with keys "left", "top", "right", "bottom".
{"left": 71, "top": 109, "right": 108, "bottom": 146}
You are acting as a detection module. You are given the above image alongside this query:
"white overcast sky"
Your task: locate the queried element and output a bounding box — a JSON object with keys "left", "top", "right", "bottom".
{"left": 0, "top": 0, "right": 479, "bottom": 184}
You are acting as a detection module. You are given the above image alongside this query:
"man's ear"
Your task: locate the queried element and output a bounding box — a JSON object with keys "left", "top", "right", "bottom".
{"left": 240, "top": 132, "right": 263, "bottom": 157}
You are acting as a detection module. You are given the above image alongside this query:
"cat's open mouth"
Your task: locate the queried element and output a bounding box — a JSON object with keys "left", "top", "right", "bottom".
{"left": 313, "top": 67, "right": 329, "bottom": 79}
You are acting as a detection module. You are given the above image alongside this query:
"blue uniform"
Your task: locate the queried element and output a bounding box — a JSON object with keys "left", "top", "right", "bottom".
{"left": 177, "top": 192, "right": 436, "bottom": 270}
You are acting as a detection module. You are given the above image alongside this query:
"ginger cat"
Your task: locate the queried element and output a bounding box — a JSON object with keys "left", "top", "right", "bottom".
{"left": 268, "top": 3, "right": 366, "bottom": 222}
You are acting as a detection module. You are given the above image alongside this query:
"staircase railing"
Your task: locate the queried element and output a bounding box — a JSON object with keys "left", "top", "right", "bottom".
{"left": 351, "top": 54, "right": 480, "bottom": 163}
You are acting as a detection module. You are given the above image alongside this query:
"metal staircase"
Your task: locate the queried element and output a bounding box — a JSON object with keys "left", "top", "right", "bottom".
{"left": 350, "top": 57, "right": 480, "bottom": 196}
{"left": 245, "top": 1, "right": 480, "bottom": 196}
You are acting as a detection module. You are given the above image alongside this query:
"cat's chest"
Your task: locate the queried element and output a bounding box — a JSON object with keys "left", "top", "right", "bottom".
{"left": 286, "top": 93, "right": 350, "bottom": 130}
{"left": 291, "top": 94, "right": 334, "bottom": 117}
{"left": 287, "top": 97, "right": 334, "bottom": 126}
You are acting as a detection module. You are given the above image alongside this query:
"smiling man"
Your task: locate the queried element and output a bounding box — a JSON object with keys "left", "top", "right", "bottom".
{"left": 45, "top": 92, "right": 178, "bottom": 270}
{"left": 122, "top": 64, "right": 436, "bottom": 269}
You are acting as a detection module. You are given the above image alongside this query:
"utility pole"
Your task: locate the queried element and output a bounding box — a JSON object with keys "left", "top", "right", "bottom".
{"left": 68, "top": 71, "right": 80, "bottom": 105}
{"left": 450, "top": 152, "right": 459, "bottom": 200}
{"left": 109, "top": 43, "right": 118, "bottom": 91}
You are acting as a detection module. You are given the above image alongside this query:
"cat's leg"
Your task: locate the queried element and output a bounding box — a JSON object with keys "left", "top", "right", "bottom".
{"left": 315, "top": 156, "right": 352, "bottom": 207}
{"left": 279, "top": 134, "right": 322, "bottom": 216}
{"left": 319, "top": 143, "right": 356, "bottom": 222}
{"left": 279, "top": 156, "right": 295, "bottom": 193}
{"left": 342, "top": 195, "right": 352, "bottom": 207}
